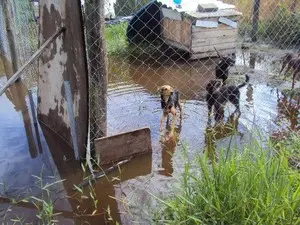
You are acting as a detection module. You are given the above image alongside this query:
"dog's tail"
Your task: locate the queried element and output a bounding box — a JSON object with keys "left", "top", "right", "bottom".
{"left": 214, "top": 46, "right": 222, "bottom": 58}
{"left": 238, "top": 74, "right": 250, "bottom": 89}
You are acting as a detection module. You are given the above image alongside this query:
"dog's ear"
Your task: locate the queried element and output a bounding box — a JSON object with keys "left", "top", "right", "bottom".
{"left": 157, "top": 86, "right": 163, "bottom": 94}
{"left": 206, "top": 82, "right": 212, "bottom": 92}
{"left": 169, "top": 86, "right": 174, "bottom": 93}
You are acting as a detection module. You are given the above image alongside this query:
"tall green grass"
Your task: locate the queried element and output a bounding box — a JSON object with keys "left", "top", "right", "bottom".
{"left": 153, "top": 135, "right": 300, "bottom": 225}
{"left": 104, "top": 22, "right": 163, "bottom": 59}
{"left": 105, "top": 22, "right": 128, "bottom": 56}
{"left": 261, "top": 5, "right": 300, "bottom": 48}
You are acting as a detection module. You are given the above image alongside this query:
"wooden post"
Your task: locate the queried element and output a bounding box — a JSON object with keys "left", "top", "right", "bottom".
{"left": 251, "top": 0, "right": 261, "bottom": 42}
{"left": 85, "top": 0, "right": 108, "bottom": 150}
{"left": 1, "top": 0, "right": 19, "bottom": 77}
{"left": 290, "top": 0, "right": 297, "bottom": 12}
{"left": 249, "top": 52, "right": 256, "bottom": 69}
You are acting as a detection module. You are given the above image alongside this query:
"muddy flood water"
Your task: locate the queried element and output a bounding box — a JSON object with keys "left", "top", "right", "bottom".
{"left": 0, "top": 49, "right": 299, "bottom": 224}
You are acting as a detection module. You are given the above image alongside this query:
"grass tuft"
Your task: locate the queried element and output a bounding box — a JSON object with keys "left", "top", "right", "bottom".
{"left": 153, "top": 134, "right": 300, "bottom": 225}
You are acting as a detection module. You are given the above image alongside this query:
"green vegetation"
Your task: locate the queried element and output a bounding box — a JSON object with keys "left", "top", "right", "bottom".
{"left": 153, "top": 133, "right": 300, "bottom": 225}
{"left": 105, "top": 22, "right": 163, "bottom": 59}
{"left": 260, "top": 5, "right": 300, "bottom": 48}
{"left": 238, "top": 3, "right": 300, "bottom": 48}
{"left": 105, "top": 22, "right": 129, "bottom": 56}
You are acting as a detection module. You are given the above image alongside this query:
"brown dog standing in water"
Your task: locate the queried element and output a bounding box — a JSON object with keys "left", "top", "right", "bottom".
{"left": 279, "top": 53, "right": 300, "bottom": 89}
{"left": 158, "top": 85, "right": 182, "bottom": 135}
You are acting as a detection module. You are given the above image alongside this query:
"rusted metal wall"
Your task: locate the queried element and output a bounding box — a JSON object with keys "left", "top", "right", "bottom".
{"left": 38, "top": 0, "right": 88, "bottom": 158}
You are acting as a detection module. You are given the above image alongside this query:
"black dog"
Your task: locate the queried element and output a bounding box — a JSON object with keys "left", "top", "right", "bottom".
{"left": 206, "top": 74, "right": 249, "bottom": 122}
{"left": 214, "top": 47, "right": 236, "bottom": 84}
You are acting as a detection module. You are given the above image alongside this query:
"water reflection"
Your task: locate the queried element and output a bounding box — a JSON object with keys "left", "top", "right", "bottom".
{"left": 128, "top": 58, "right": 217, "bottom": 100}
{"left": 5, "top": 82, "right": 38, "bottom": 158}
{"left": 245, "top": 84, "right": 254, "bottom": 108}
{"left": 159, "top": 120, "right": 182, "bottom": 177}
{"left": 276, "top": 95, "right": 299, "bottom": 131}
{"left": 205, "top": 113, "right": 242, "bottom": 161}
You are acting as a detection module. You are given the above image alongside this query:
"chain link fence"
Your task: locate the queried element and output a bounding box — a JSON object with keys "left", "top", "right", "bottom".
{"left": 0, "top": 0, "right": 38, "bottom": 87}
{"left": 84, "top": 0, "right": 299, "bottom": 148}
{"left": 82, "top": 1, "right": 300, "bottom": 222}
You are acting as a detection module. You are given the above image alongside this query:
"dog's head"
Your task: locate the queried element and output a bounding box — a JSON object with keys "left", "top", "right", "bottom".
{"left": 158, "top": 85, "right": 174, "bottom": 102}
{"left": 206, "top": 80, "right": 222, "bottom": 93}
{"left": 220, "top": 55, "right": 236, "bottom": 67}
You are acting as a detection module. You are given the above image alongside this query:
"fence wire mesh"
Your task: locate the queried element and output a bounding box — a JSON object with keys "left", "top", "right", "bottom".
{"left": 84, "top": 0, "right": 300, "bottom": 149}
{"left": 0, "top": 0, "right": 38, "bottom": 87}
{"left": 83, "top": 2, "right": 300, "bottom": 220}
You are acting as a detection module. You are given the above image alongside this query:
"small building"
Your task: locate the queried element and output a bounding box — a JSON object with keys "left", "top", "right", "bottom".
{"left": 127, "top": 0, "right": 242, "bottom": 59}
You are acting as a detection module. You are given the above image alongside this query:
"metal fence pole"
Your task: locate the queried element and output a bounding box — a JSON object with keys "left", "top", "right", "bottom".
{"left": 251, "top": 0, "right": 261, "bottom": 42}
{"left": 85, "top": 0, "right": 108, "bottom": 151}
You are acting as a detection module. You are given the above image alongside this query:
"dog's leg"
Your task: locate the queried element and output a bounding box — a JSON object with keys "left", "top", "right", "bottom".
{"left": 233, "top": 104, "right": 241, "bottom": 116}
{"left": 166, "top": 114, "right": 170, "bottom": 127}
{"left": 291, "top": 70, "right": 298, "bottom": 89}
{"left": 207, "top": 103, "right": 213, "bottom": 117}
{"left": 214, "top": 104, "right": 224, "bottom": 122}
{"left": 160, "top": 112, "right": 167, "bottom": 132}
{"left": 178, "top": 102, "right": 183, "bottom": 119}
{"left": 284, "top": 63, "right": 292, "bottom": 80}
{"left": 279, "top": 60, "right": 288, "bottom": 75}
{"left": 170, "top": 108, "right": 177, "bottom": 136}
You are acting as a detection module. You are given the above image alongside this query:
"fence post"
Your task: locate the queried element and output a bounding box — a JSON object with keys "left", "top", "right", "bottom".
{"left": 85, "top": 0, "right": 108, "bottom": 151}
{"left": 290, "top": 0, "right": 297, "bottom": 12}
{"left": 251, "top": 0, "right": 261, "bottom": 42}
{"left": 1, "top": 0, "right": 19, "bottom": 77}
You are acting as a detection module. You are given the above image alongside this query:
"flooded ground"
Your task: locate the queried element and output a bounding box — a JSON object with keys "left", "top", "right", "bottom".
{"left": 0, "top": 48, "right": 299, "bottom": 224}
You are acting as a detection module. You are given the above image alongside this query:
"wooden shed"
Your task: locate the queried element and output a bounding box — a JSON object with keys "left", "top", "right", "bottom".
{"left": 159, "top": 0, "right": 242, "bottom": 59}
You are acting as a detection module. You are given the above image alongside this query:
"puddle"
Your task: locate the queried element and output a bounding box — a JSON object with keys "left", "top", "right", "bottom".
{"left": 0, "top": 49, "right": 299, "bottom": 224}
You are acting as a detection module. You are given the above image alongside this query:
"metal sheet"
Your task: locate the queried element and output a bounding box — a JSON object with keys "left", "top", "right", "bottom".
{"left": 38, "top": 0, "right": 88, "bottom": 158}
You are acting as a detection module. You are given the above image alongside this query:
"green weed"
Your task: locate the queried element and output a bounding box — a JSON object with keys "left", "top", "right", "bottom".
{"left": 105, "top": 22, "right": 129, "bottom": 56}
{"left": 153, "top": 135, "right": 300, "bottom": 225}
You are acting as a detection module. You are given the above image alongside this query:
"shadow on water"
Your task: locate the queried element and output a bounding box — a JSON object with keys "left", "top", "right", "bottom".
{"left": 0, "top": 48, "right": 299, "bottom": 224}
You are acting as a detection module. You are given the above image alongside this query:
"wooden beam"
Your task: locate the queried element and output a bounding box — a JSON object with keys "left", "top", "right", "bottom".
{"left": 94, "top": 127, "right": 152, "bottom": 165}
{"left": 1, "top": 0, "right": 18, "bottom": 74}
{"left": 0, "top": 27, "right": 66, "bottom": 96}
{"left": 85, "top": 0, "right": 108, "bottom": 150}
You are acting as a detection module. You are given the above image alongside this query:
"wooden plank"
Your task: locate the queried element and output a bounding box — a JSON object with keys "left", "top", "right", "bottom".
{"left": 1, "top": 0, "right": 18, "bottom": 74}
{"left": 192, "top": 42, "right": 236, "bottom": 53}
{"left": 192, "top": 36, "right": 236, "bottom": 47}
{"left": 192, "top": 24, "right": 235, "bottom": 33}
{"left": 38, "top": 1, "right": 88, "bottom": 158}
{"left": 165, "top": 39, "right": 190, "bottom": 52}
{"left": 94, "top": 127, "right": 152, "bottom": 166}
{"left": 191, "top": 48, "right": 236, "bottom": 60}
{"left": 162, "top": 17, "right": 191, "bottom": 48}
{"left": 0, "top": 27, "right": 65, "bottom": 96}
{"left": 192, "top": 29, "right": 238, "bottom": 39}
